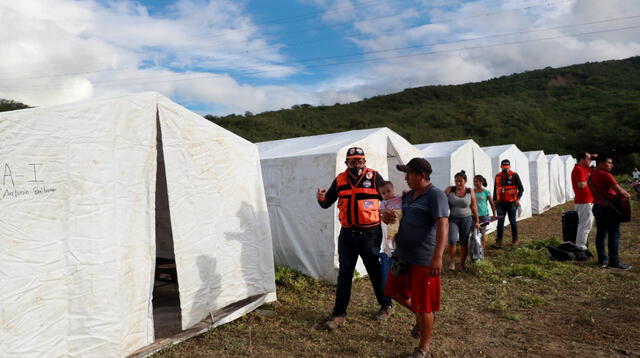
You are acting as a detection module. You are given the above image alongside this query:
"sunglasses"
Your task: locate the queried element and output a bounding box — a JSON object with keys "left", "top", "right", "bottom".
{"left": 347, "top": 159, "right": 365, "bottom": 165}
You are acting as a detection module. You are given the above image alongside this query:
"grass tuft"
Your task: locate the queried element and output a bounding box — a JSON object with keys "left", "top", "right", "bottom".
{"left": 501, "top": 263, "right": 550, "bottom": 279}
{"left": 468, "top": 260, "right": 501, "bottom": 282}
{"left": 487, "top": 299, "right": 508, "bottom": 313}
{"left": 505, "top": 313, "right": 521, "bottom": 321}
{"left": 519, "top": 294, "right": 544, "bottom": 307}
{"left": 274, "top": 265, "right": 316, "bottom": 291}
{"left": 526, "top": 237, "right": 561, "bottom": 250}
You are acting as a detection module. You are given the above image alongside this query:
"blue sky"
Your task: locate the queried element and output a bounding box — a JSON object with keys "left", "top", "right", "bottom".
{"left": 1, "top": 0, "right": 639, "bottom": 114}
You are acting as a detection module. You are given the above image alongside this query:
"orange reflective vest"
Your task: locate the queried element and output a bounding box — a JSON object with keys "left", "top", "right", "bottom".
{"left": 495, "top": 170, "right": 519, "bottom": 202}
{"left": 336, "top": 168, "right": 381, "bottom": 228}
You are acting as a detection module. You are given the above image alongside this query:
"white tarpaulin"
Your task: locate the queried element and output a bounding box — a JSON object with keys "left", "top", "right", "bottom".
{"left": 481, "top": 144, "right": 533, "bottom": 221}
{"left": 546, "top": 154, "right": 566, "bottom": 206}
{"left": 257, "top": 128, "right": 422, "bottom": 282}
{"left": 0, "top": 92, "right": 276, "bottom": 358}
{"left": 416, "top": 139, "right": 494, "bottom": 193}
{"left": 560, "top": 155, "right": 576, "bottom": 201}
{"left": 524, "top": 151, "right": 551, "bottom": 214}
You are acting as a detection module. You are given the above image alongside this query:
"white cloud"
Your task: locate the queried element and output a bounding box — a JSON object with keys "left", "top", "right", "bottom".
{"left": 0, "top": 0, "right": 638, "bottom": 115}
{"left": 0, "top": 0, "right": 298, "bottom": 111}
{"left": 302, "top": 0, "right": 640, "bottom": 105}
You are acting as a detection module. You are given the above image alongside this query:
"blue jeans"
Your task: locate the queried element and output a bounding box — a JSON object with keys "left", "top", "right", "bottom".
{"left": 592, "top": 204, "right": 621, "bottom": 265}
{"left": 333, "top": 226, "right": 392, "bottom": 317}
{"left": 496, "top": 201, "right": 518, "bottom": 242}
{"left": 379, "top": 252, "right": 393, "bottom": 291}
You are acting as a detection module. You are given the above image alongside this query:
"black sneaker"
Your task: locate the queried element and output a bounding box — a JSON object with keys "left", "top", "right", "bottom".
{"left": 598, "top": 259, "right": 608, "bottom": 268}
{"left": 608, "top": 262, "right": 631, "bottom": 270}
{"left": 324, "top": 316, "right": 345, "bottom": 330}
{"left": 374, "top": 306, "right": 395, "bottom": 321}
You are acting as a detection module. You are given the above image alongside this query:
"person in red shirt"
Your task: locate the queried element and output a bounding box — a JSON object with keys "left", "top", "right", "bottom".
{"left": 571, "top": 152, "right": 594, "bottom": 250}
{"left": 590, "top": 155, "right": 631, "bottom": 270}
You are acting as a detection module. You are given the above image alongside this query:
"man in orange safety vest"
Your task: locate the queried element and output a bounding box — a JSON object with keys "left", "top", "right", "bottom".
{"left": 316, "top": 147, "right": 394, "bottom": 330}
{"left": 491, "top": 159, "right": 524, "bottom": 248}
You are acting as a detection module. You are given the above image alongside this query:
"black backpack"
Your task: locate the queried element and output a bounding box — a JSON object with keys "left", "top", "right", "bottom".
{"left": 547, "top": 241, "right": 593, "bottom": 261}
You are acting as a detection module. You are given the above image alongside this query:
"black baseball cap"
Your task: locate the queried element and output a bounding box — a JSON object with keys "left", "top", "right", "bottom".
{"left": 396, "top": 157, "right": 432, "bottom": 175}
{"left": 501, "top": 159, "right": 511, "bottom": 167}
{"left": 346, "top": 147, "right": 365, "bottom": 159}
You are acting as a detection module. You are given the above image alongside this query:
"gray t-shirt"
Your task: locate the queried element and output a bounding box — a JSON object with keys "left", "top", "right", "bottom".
{"left": 447, "top": 189, "right": 472, "bottom": 218}
{"left": 395, "top": 186, "right": 450, "bottom": 266}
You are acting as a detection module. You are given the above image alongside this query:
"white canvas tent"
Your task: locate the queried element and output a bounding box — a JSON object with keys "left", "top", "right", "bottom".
{"left": 257, "top": 127, "right": 422, "bottom": 282}
{"left": 560, "top": 155, "right": 576, "bottom": 201}
{"left": 546, "top": 154, "right": 566, "bottom": 206}
{"left": 0, "top": 92, "right": 276, "bottom": 358}
{"left": 481, "top": 144, "right": 533, "bottom": 220}
{"left": 524, "top": 151, "right": 551, "bottom": 214}
{"left": 415, "top": 139, "right": 494, "bottom": 193}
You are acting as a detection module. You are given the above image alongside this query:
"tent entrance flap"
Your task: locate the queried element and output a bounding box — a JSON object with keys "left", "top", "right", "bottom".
{"left": 386, "top": 137, "right": 410, "bottom": 193}
{"left": 152, "top": 111, "right": 182, "bottom": 339}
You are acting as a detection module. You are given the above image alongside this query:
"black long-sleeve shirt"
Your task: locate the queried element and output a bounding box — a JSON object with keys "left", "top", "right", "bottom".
{"left": 493, "top": 171, "right": 524, "bottom": 202}
{"left": 318, "top": 171, "right": 385, "bottom": 209}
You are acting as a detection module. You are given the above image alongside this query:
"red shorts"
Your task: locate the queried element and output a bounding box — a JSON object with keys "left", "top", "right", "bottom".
{"left": 384, "top": 264, "right": 441, "bottom": 313}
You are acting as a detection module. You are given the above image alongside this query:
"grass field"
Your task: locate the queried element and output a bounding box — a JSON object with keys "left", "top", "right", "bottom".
{"left": 154, "top": 194, "right": 640, "bottom": 358}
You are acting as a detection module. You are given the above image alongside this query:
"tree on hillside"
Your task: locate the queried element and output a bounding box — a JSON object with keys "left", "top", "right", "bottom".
{"left": 204, "top": 56, "right": 640, "bottom": 173}
{"left": 0, "top": 99, "right": 30, "bottom": 112}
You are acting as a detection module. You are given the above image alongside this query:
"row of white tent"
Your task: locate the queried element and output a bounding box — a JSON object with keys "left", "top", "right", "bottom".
{"left": 259, "top": 129, "right": 577, "bottom": 284}
{"left": 0, "top": 93, "right": 578, "bottom": 357}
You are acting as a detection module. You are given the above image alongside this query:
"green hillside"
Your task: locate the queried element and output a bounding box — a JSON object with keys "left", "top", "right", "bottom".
{"left": 2, "top": 57, "right": 639, "bottom": 171}
{"left": 206, "top": 56, "right": 640, "bottom": 171}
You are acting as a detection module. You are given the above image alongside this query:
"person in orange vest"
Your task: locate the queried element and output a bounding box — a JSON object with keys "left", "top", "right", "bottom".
{"left": 316, "top": 147, "right": 394, "bottom": 330}
{"left": 491, "top": 159, "right": 524, "bottom": 248}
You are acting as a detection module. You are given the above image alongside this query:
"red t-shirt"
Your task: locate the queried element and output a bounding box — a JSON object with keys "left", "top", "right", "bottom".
{"left": 589, "top": 169, "right": 617, "bottom": 206}
{"left": 571, "top": 165, "right": 593, "bottom": 204}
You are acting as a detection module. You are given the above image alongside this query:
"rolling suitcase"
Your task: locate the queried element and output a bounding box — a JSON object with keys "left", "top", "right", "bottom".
{"left": 562, "top": 210, "right": 579, "bottom": 243}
